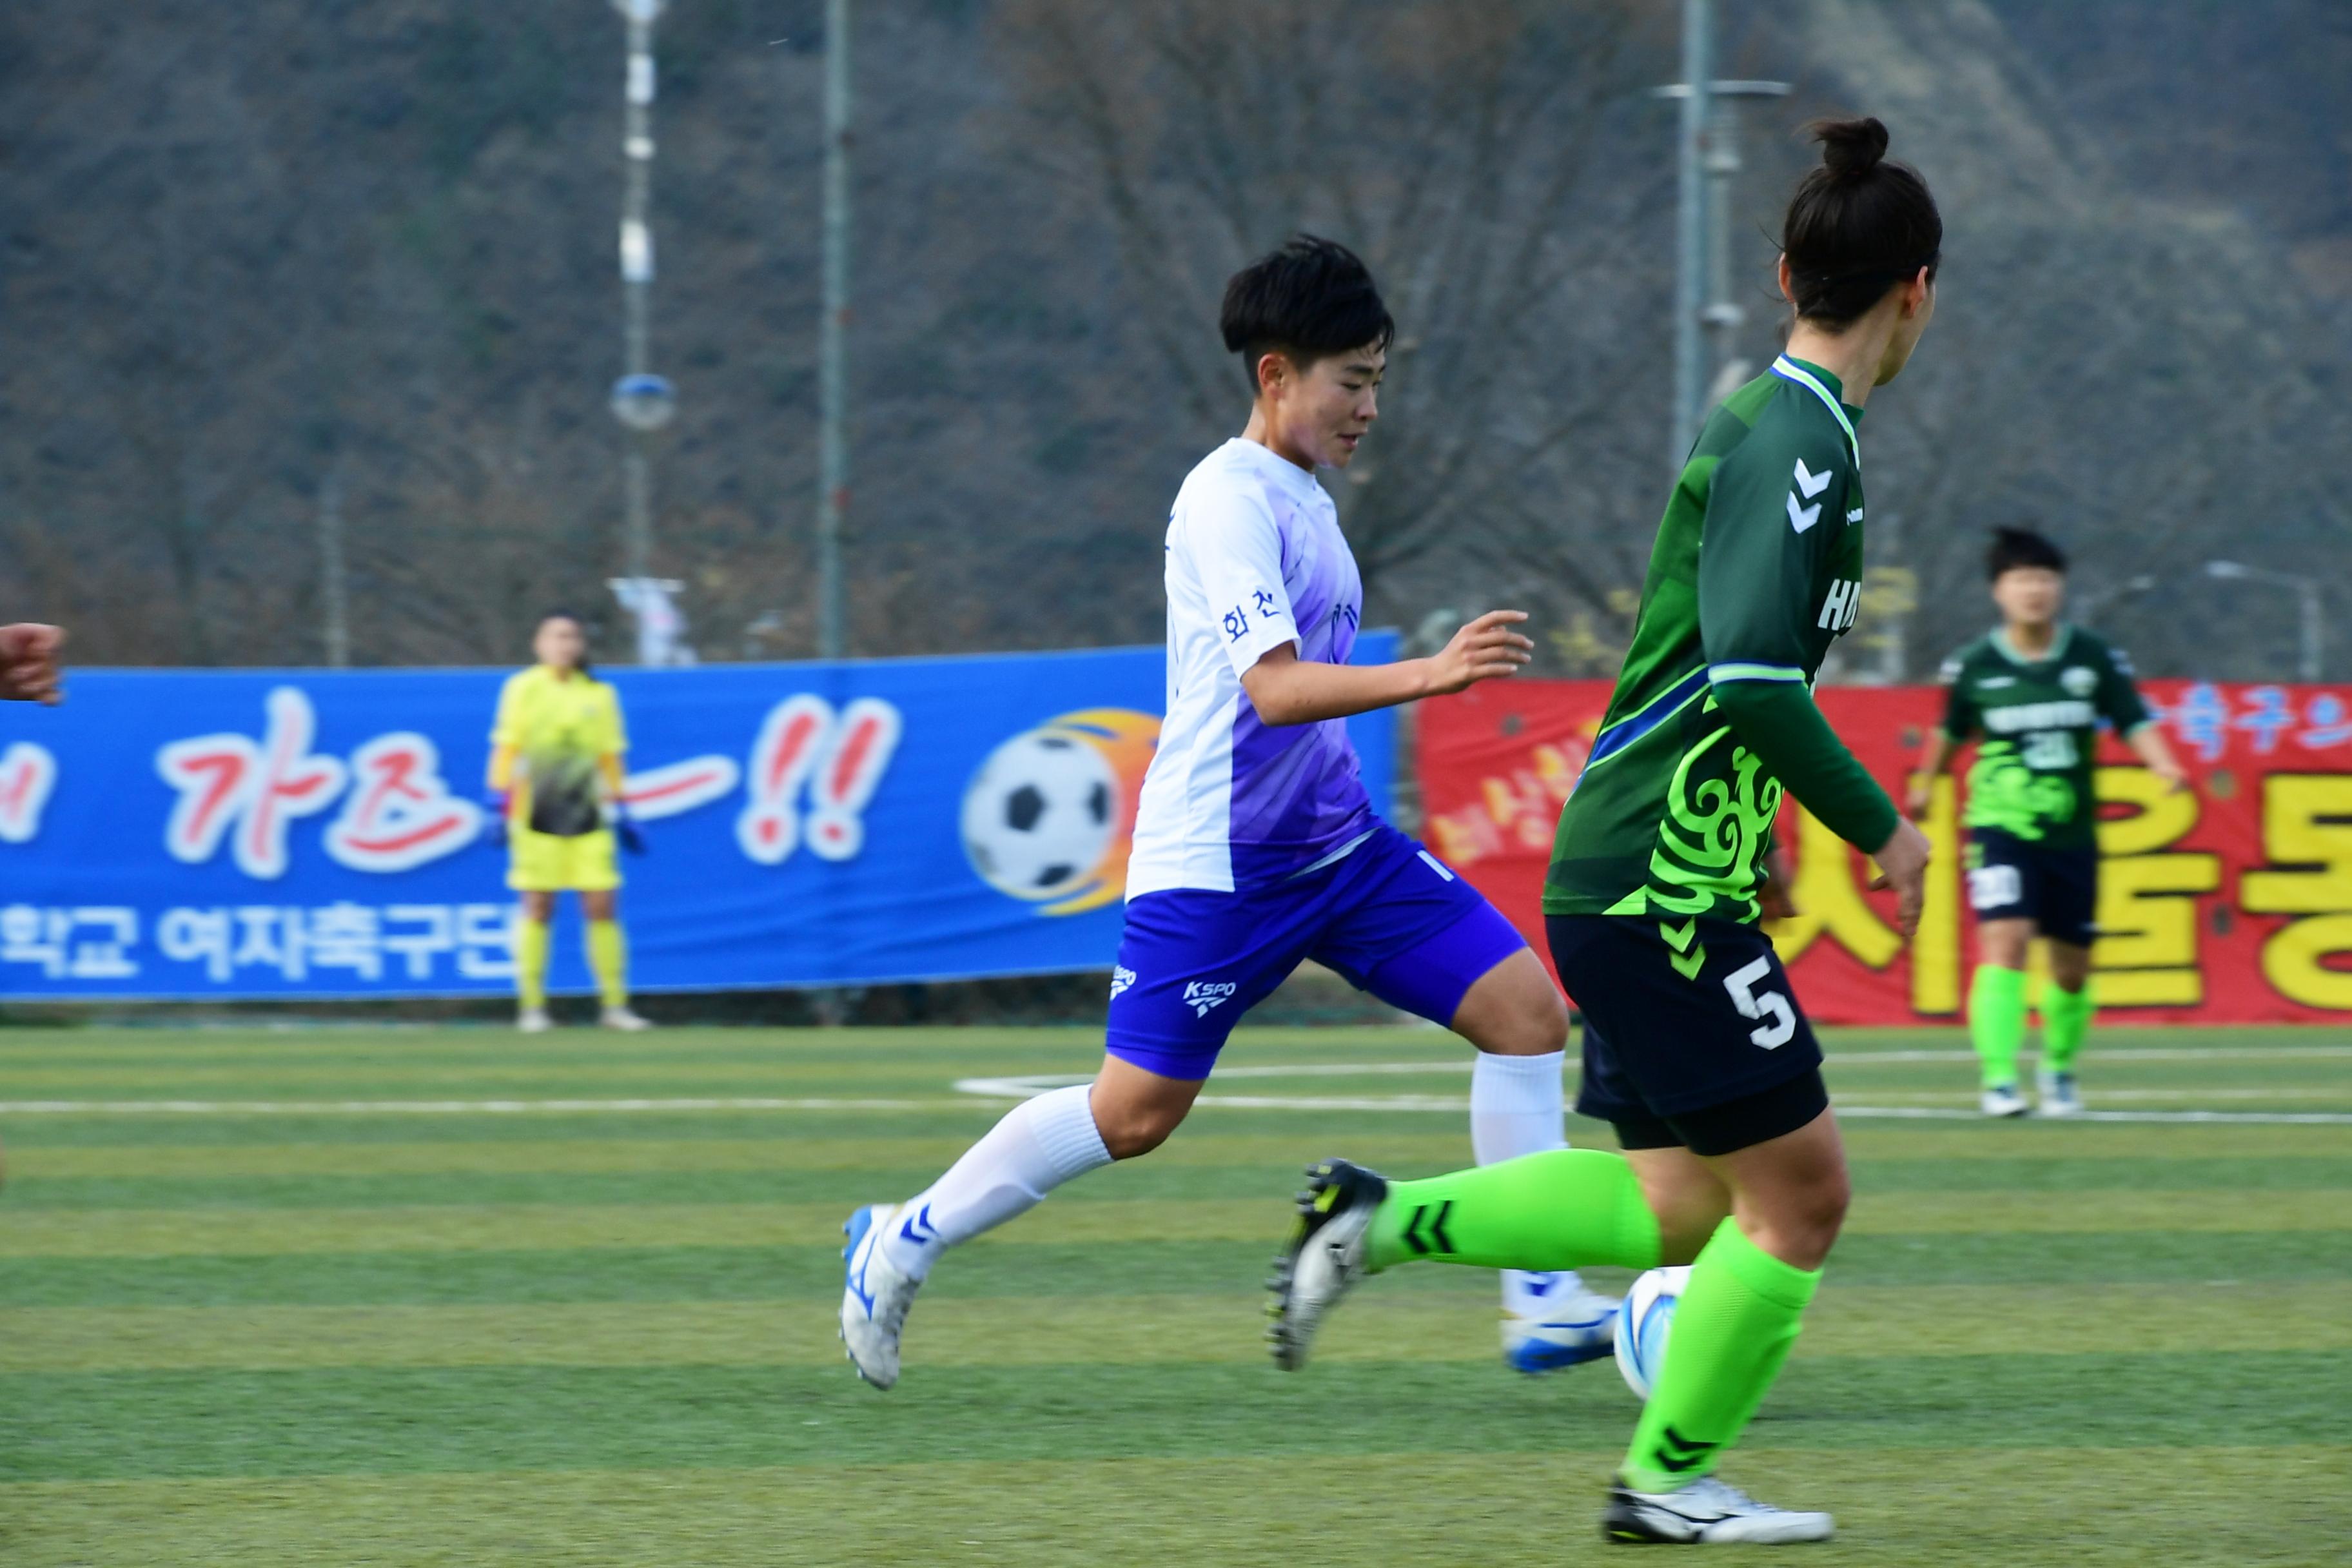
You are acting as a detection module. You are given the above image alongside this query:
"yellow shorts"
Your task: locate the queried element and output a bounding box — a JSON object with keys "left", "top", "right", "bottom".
{"left": 507, "top": 826, "right": 622, "bottom": 893}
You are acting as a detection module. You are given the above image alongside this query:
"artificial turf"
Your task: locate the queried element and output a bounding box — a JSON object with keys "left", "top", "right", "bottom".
{"left": 2, "top": 1023, "right": 2347, "bottom": 1565}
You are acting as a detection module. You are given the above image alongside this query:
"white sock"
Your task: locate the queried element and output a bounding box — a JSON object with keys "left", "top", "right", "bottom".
{"left": 1471, "top": 1050, "right": 1592, "bottom": 1315}
{"left": 881, "top": 1083, "right": 1113, "bottom": 1280}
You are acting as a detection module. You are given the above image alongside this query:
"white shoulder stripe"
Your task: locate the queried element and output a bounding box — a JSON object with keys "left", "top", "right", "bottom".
{"left": 1769, "top": 356, "right": 1861, "bottom": 470}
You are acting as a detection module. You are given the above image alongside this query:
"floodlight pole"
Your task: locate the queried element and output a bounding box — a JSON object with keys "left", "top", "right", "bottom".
{"left": 815, "top": 0, "right": 853, "bottom": 660}
{"left": 610, "top": 0, "right": 678, "bottom": 662}
{"left": 1657, "top": 5, "right": 1788, "bottom": 477}
{"left": 1666, "top": 0, "right": 1712, "bottom": 477}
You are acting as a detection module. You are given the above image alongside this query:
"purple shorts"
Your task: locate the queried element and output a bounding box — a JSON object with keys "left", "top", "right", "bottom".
{"left": 1103, "top": 823, "right": 1528, "bottom": 1081}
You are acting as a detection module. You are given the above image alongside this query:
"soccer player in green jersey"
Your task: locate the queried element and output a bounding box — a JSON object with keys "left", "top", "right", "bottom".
{"left": 1905, "top": 528, "right": 2188, "bottom": 1117}
{"left": 1262, "top": 119, "right": 1939, "bottom": 1545}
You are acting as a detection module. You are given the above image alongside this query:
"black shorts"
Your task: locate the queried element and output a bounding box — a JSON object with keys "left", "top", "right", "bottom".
{"left": 1966, "top": 828, "right": 2097, "bottom": 947}
{"left": 1549, "top": 914, "right": 1829, "bottom": 1158}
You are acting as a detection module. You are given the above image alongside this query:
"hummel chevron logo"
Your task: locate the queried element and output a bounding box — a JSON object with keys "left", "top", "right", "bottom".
{"left": 1787, "top": 458, "right": 1831, "bottom": 533}
{"left": 899, "top": 1203, "right": 937, "bottom": 1247}
{"left": 1182, "top": 979, "right": 1238, "bottom": 1018}
{"left": 1400, "top": 1200, "right": 1456, "bottom": 1256}
{"left": 1659, "top": 919, "right": 1707, "bottom": 981}
{"left": 1655, "top": 1424, "right": 1720, "bottom": 1475}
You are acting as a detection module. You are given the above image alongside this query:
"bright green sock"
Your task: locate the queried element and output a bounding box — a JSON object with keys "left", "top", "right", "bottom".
{"left": 2041, "top": 980, "right": 2093, "bottom": 1073}
{"left": 1366, "top": 1149, "right": 1661, "bottom": 1273}
{"left": 586, "top": 919, "right": 629, "bottom": 1009}
{"left": 1970, "top": 964, "right": 2026, "bottom": 1089}
{"left": 1621, "top": 1219, "right": 1821, "bottom": 1494}
{"left": 514, "top": 917, "right": 551, "bottom": 1011}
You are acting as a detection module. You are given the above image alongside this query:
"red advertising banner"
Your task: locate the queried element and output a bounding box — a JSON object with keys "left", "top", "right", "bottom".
{"left": 1418, "top": 678, "right": 2352, "bottom": 1024}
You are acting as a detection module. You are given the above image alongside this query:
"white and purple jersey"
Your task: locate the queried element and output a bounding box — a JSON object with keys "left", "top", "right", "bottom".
{"left": 1126, "top": 437, "right": 1373, "bottom": 897}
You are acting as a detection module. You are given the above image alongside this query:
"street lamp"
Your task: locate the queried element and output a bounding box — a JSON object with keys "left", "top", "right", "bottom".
{"left": 2206, "top": 560, "right": 2324, "bottom": 682}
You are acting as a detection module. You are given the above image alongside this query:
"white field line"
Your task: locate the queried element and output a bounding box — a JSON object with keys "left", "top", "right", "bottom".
{"left": 0, "top": 1097, "right": 939, "bottom": 1116}
{"left": 1829, "top": 1106, "right": 2352, "bottom": 1126}
{"left": 952, "top": 1060, "right": 2352, "bottom": 1126}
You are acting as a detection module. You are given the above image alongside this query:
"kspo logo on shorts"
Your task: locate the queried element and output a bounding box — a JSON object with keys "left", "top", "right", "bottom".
{"left": 1968, "top": 865, "right": 2023, "bottom": 911}
{"left": 1182, "top": 979, "right": 1237, "bottom": 1017}
{"left": 1109, "top": 965, "right": 1138, "bottom": 1001}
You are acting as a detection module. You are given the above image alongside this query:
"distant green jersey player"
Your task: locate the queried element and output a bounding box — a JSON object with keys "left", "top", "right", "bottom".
{"left": 1907, "top": 529, "right": 2187, "bottom": 1118}
{"left": 1266, "top": 119, "right": 1942, "bottom": 1545}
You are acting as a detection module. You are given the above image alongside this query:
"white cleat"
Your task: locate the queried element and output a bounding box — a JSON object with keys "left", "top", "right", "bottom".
{"left": 1603, "top": 1474, "right": 1834, "bottom": 1545}
{"left": 1266, "top": 1159, "right": 1387, "bottom": 1371}
{"left": 840, "top": 1203, "right": 921, "bottom": 1389}
{"left": 1502, "top": 1281, "right": 1622, "bottom": 1374}
{"left": 517, "top": 1007, "right": 553, "bottom": 1034}
{"left": 601, "top": 1006, "right": 652, "bottom": 1032}
{"left": 1981, "top": 1083, "right": 2029, "bottom": 1119}
{"left": 2037, "top": 1068, "right": 2084, "bottom": 1118}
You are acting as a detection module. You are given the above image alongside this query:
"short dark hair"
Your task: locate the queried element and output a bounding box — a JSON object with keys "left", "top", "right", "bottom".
{"left": 1781, "top": 117, "right": 1942, "bottom": 326}
{"left": 1219, "top": 235, "right": 1395, "bottom": 393}
{"left": 1986, "top": 527, "right": 2067, "bottom": 580}
{"left": 536, "top": 608, "right": 596, "bottom": 679}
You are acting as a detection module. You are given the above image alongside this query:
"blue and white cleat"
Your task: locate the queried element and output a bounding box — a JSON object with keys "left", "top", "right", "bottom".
{"left": 1502, "top": 1280, "right": 1622, "bottom": 1374}
{"left": 840, "top": 1203, "right": 921, "bottom": 1389}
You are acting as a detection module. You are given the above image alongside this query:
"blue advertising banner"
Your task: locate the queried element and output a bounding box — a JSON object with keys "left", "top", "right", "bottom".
{"left": 0, "top": 636, "right": 1396, "bottom": 998}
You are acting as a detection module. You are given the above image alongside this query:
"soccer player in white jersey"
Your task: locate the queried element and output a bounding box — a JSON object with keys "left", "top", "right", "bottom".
{"left": 840, "top": 236, "right": 1616, "bottom": 1387}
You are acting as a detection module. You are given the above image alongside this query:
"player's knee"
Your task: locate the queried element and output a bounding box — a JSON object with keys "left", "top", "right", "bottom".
{"left": 1785, "top": 1169, "right": 1850, "bottom": 1259}
{"left": 1092, "top": 1099, "right": 1184, "bottom": 1160}
{"left": 1977, "top": 921, "right": 2030, "bottom": 970}
{"left": 1467, "top": 980, "right": 1570, "bottom": 1057}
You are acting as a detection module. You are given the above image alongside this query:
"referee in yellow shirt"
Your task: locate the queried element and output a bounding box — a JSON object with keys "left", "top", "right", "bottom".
{"left": 486, "top": 612, "right": 649, "bottom": 1032}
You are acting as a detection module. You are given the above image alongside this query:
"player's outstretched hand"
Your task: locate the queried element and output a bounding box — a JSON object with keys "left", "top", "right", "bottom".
{"left": 1903, "top": 777, "right": 1934, "bottom": 821}
{"left": 1425, "top": 610, "right": 1532, "bottom": 696}
{"left": 0, "top": 623, "right": 66, "bottom": 705}
{"left": 1869, "top": 817, "right": 1932, "bottom": 939}
{"left": 2153, "top": 760, "right": 2191, "bottom": 795}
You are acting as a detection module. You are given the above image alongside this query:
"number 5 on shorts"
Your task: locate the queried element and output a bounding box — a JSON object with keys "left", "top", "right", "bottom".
{"left": 1723, "top": 956, "right": 1797, "bottom": 1050}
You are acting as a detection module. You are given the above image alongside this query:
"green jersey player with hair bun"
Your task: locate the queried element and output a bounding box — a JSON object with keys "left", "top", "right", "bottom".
{"left": 1908, "top": 527, "right": 2188, "bottom": 1119}
{"left": 1264, "top": 116, "right": 1943, "bottom": 1545}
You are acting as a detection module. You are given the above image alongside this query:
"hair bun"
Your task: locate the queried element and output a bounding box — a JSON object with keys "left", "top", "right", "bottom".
{"left": 1812, "top": 116, "right": 1890, "bottom": 179}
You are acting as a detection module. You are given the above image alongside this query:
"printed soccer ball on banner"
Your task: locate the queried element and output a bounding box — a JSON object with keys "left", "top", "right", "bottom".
{"left": 961, "top": 728, "right": 1119, "bottom": 901}
{"left": 1614, "top": 1264, "right": 1692, "bottom": 1400}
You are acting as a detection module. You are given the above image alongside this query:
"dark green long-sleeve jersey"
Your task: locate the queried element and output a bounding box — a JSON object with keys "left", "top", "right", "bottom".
{"left": 1544, "top": 355, "right": 1899, "bottom": 926}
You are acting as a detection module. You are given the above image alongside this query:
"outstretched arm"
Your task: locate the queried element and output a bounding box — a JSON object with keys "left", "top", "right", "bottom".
{"left": 1240, "top": 611, "right": 1532, "bottom": 726}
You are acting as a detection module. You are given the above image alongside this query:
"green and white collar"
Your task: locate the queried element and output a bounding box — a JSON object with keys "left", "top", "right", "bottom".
{"left": 1769, "top": 355, "right": 1861, "bottom": 470}
{"left": 1994, "top": 623, "right": 2073, "bottom": 667}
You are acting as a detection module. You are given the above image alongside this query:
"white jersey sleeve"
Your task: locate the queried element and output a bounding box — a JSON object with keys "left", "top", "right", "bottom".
{"left": 1181, "top": 484, "right": 1299, "bottom": 678}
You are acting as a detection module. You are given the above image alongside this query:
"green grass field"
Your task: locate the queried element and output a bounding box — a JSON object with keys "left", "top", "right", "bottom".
{"left": 3, "top": 1023, "right": 2349, "bottom": 1565}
